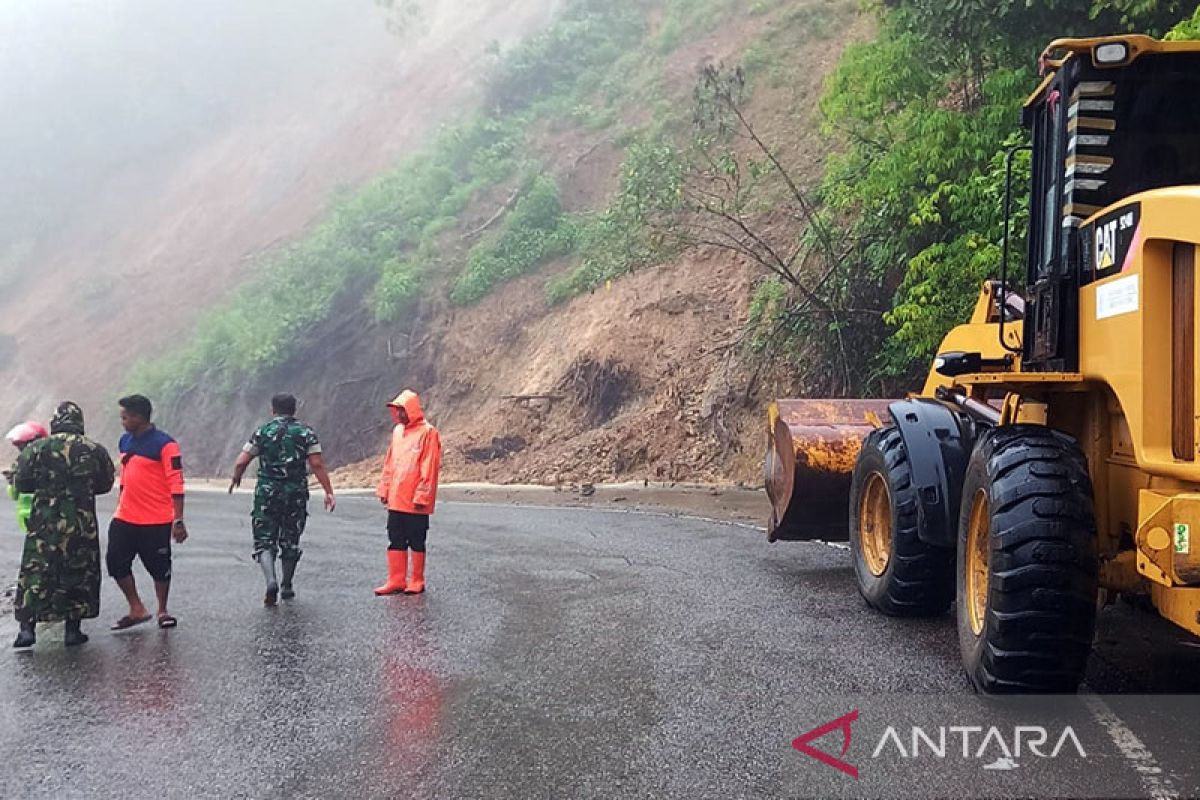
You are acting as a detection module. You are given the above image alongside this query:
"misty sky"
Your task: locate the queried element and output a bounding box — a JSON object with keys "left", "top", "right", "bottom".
{"left": 0, "top": 0, "right": 397, "bottom": 253}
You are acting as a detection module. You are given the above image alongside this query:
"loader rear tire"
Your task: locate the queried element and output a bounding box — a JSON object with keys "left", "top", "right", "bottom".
{"left": 849, "top": 427, "right": 954, "bottom": 616}
{"left": 957, "top": 425, "right": 1098, "bottom": 694}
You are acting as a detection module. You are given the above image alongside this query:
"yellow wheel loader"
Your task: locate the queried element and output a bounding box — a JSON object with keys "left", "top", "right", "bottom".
{"left": 765, "top": 35, "right": 1200, "bottom": 693}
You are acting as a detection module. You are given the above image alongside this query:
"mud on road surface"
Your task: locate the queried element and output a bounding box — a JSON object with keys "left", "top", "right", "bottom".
{"left": 437, "top": 481, "right": 769, "bottom": 527}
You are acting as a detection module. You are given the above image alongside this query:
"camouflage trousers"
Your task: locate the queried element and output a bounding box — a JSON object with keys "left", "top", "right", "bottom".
{"left": 251, "top": 481, "right": 309, "bottom": 563}
{"left": 15, "top": 519, "right": 102, "bottom": 623}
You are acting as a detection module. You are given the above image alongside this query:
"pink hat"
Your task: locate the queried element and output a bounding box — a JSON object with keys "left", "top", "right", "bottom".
{"left": 5, "top": 422, "right": 49, "bottom": 445}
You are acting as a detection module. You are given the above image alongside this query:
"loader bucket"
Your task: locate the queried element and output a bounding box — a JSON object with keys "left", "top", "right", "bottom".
{"left": 765, "top": 399, "right": 895, "bottom": 542}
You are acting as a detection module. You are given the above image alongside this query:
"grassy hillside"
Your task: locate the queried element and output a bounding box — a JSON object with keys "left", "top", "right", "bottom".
{"left": 134, "top": 0, "right": 1200, "bottom": 441}
{"left": 803, "top": 0, "right": 1197, "bottom": 387}
{"left": 129, "top": 0, "right": 821, "bottom": 400}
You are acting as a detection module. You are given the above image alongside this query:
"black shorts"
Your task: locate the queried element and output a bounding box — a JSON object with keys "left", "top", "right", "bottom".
{"left": 106, "top": 519, "right": 173, "bottom": 582}
{"left": 387, "top": 511, "right": 429, "bottom": 553}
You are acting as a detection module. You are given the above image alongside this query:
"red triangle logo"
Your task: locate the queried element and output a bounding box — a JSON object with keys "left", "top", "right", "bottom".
{"left": 792, "top": 710, "right": 859, "bottom": 779}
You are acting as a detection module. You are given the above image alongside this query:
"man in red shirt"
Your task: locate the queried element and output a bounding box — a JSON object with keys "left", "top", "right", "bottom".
{"left": 106, "top": 395, "right": 188, "bottom": 630}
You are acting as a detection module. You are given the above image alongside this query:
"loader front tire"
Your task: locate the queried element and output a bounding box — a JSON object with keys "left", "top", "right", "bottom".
{"left": 957, "top": 425, "right": 1098, "bottom": 694}
{"left": 849, "top": 427, "right": 954, "bottom": 616}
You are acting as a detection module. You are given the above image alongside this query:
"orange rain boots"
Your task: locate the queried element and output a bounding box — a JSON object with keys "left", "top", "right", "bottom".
{"left": 374, "top": 550, "right": 408, "bottom": 596}
{"left": 404, "top": 552, "right": 426, "bottom": 594}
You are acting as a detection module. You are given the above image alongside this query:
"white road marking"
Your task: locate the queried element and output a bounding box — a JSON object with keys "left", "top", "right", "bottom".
{"left": 1082, "top": 692, "right": 1181, "bottom": 800}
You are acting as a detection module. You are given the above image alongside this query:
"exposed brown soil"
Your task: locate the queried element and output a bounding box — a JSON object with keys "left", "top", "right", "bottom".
{"left": 332, "top": 242, "right": 765, "bottom": 487}
{"left": 0, "top": 0, "right": 562, "bottom": 442}
{"left": 437, "top": 482, "right": 769, "bottom": 528}
{"left": 328, "top": 2, "right": 873, "bottom": 489}
{"left": 4, "top": 1, "right": 871, "bottom": 492}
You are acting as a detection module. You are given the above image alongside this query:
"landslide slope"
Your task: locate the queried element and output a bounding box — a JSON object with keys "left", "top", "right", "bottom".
{"left": 15, "top": 0, "right": 868, "bottom": 486}
{"left": 168, "top": 0, "right": 867, "bottom": 485}
{"left": 0, "top": 0, "right": 561, "bottom": 443}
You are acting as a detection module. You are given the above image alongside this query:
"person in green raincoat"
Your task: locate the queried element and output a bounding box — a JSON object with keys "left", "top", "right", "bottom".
{"left": 11, "top": 402, "right": 115, "bottom": 649}
{"left": 6, "top": 422, "right": 48, "bottom": 632}
{"left": 5, "top": 421, "right": 49, "bottom": 532}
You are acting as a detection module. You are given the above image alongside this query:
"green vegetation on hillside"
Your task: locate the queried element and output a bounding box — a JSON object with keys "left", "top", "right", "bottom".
{"left": 731, "top": 0, "right": 1197, "bottom": 392}
{"left": 131, "top": 114, "right": 525, "bottom": 394}
{"left": 813, "top": 0, "right": 1194, "bottom": 383}
{"left": 131, "top": 0, "right": 775, "bottom": 398}
{"left": 452, "top": 175, "right": 576, "bottom": 305}
{"left": 133, "top": 0, "right": 1200, "bottom": 405}
{"left": 546, "top": 136, "right": 685, "bottom": 304}
{"left": 1167, "top": 4, "right": 1200, "bottom": 37}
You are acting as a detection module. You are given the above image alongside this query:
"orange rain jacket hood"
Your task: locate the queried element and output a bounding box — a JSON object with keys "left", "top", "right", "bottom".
{"left": 378, "top": 390, "right": 442, "bottom": 515}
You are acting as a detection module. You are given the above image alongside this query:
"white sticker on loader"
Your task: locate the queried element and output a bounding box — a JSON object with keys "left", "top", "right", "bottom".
{"left": 1096, "top": 274, "right": 1139, "bottom": 320}
{"left": 1175, "top": 523, "right": 1190, "bottom": 554}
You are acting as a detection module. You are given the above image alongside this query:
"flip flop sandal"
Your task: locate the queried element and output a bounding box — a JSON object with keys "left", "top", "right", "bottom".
{"left": 157, "top": 614, "right": 178, "bottom": 629}
{"left": 110, "top": 614, "right": 153, "bottom": 631}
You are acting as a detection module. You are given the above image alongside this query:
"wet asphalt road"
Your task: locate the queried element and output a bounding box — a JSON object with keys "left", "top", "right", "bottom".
{"left": 1, "top": 493, "right": 1200, "bottom": 799}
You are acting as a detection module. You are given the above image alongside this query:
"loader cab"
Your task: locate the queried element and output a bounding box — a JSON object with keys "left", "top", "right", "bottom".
{"left": 1019, "top": 37, "right": 1200, "bottom": 372}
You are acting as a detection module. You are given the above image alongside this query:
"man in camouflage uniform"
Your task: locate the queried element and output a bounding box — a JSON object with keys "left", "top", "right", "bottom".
{"left": 12, "top": 401, "right": 115, "bottom": 648}
{"left": 229, "top": 393, "right": 335, "bottom": 605}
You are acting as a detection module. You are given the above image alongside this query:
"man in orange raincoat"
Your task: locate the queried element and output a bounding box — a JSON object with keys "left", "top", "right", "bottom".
{"left": 375, "top": 390, "right": 442, "bottom": 596}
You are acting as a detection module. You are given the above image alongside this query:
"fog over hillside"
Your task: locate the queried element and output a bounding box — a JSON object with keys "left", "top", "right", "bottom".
{"left": 0, "top": 0, "right": 394, "bottom": 257}
{"left": 0, "top": 0, "right": 559, "bottom": 434}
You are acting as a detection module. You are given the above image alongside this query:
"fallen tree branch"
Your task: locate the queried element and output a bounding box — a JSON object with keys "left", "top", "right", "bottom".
{"left": 460, "top": 187, "right": 522, "bottom": 242}
{"left": 571, "top": 138, "right": 611, "bottom": 170}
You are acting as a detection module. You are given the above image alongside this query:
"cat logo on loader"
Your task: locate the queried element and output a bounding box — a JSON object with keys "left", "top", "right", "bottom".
{"left": 765, "top": 35, "right": 1200, "bottom": 693}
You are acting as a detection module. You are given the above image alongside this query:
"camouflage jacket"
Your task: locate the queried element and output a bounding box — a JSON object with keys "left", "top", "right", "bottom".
{"left": 12, "top": 401, "right": 115, "bottom": 622}
{"left": 14, "top": 404, "right": 115, "bottom": 512}
{"left": 244, "top": 416, "right": 321, "bottom": 486}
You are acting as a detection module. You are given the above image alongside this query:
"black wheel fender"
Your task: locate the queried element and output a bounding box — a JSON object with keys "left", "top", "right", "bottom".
{"left": 849, "top": 426, "right": 955, "bottom": 616}
{"left": 887, "top": 398, "right": 978, "bottom": 548}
